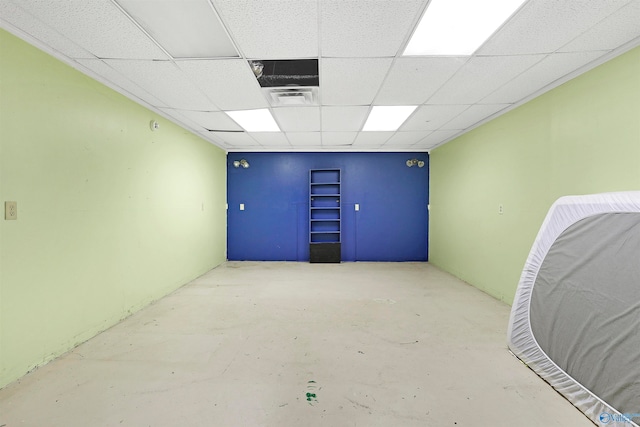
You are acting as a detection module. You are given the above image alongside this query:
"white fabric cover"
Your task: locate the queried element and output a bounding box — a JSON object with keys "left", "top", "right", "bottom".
{"left": 508, "top": 191, "right": 640, "bottom": 427}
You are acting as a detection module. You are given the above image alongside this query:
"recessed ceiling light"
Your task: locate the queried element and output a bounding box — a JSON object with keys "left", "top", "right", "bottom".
{"left": 116, "top": 0, "right": 238, "bottom": 58}
{"left": 226, "top": 109, "right": 281, "bottom": 132}
{"left": 404, "top": 0, "right": 527, "bottom": 56}
{"left": 362, "top": 106, "right": 417, "bottom": 131}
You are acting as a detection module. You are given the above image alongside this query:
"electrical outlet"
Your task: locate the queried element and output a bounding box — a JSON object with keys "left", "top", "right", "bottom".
{"left": 498, "top": 204, "right": 504, "bottom": 215}
{"left": 5, "top": 201, "right": 17, "bottom": 220}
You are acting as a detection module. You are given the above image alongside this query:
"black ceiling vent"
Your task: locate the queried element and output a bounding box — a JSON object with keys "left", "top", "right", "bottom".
{"left": 249, "top": 59, "right": 318, "bottom": 88}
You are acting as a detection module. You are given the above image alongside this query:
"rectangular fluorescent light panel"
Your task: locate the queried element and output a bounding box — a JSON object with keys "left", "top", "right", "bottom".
{"left": 117, "top": 0, "right": 238, "bottom": 58}
{"left": 227, "top": 109, "right": 281, "bottom": 132}
{"left": 404, "top": 0, "right": 527, "bottom": 55}
{"left": 362, "top": 106, "right": 417, "bottom": 131}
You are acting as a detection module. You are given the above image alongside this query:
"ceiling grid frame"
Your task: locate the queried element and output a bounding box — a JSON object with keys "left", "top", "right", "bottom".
{"left": 1, "top": 0, "right": 639, "bottom": 152}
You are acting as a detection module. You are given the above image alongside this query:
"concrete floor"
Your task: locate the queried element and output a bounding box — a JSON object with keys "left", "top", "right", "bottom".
{"left": 0, "top": 262, "right": 591, "bottom": 427}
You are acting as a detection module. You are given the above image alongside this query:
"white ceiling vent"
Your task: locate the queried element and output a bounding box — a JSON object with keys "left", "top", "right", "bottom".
{"left": 265, "top": 87, "right": 318, "bottom": 106}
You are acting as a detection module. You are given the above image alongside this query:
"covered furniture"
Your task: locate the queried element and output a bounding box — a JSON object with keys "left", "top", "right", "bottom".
{"left": 508, "top": 192, "right": 640, "bottom": 427}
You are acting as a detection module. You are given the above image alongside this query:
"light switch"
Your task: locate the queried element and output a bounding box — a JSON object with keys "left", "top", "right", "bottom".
{"left": 240, "top": 203, "right": 245, "bottom": 211}
{"left": 355, "top": 204, "right": 360, "bottom": 211}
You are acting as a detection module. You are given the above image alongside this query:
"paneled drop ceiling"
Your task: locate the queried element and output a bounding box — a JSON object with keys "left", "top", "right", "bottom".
{"left": 1, "top": 0, "right": 639, "bottom": 152}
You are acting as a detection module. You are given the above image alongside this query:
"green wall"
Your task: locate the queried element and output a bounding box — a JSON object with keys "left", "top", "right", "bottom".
{"left": 429, "top": 46, "right": 640, "bottom": 304}
{"left": 0, "top": 30, "right": 227, "bottom": 388}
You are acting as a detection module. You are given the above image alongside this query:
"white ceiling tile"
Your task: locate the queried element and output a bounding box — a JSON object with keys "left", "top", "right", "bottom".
{"left": 157, "top": 108, "right": 203, "bottom": 131}
{"left": 321, "top": 106, "right": 370, "bottom": 131}
{"left": 414, "top": 129, "right": 462, "bottom": 148}
{"left": 197, "top": 132, "right": 228, "bottom": 148}
{"left": 214, "top": 0, "right": 318, "bottom": 58}
{"left": 400, "top": 105, "right": 469, "bottom": 131}
{"left": 104, "top": 60, "right": 215, "bottom": 110}
{"left": 210, "top": 132, "right": 260, "bottom": 147}
{"left": 176, "top": 111, "right": 244, "bottom": 132}
{"left": 322, "top": 132, "right": 357, "bottom": 146}
{"left": 249, "top": 132, "right": 291, "bottom": 146}
{"left": 411, "top": 142, "right": 436, "bottom": 151}
{"left": 478, "top": 0, "right": 627, "bottom": 55}
{"left": 75, "top": 59, "right": 167, "bottom": 107}
{"left": 318, "top": 147, "right": 346, "bottom": 151}
{"left": 321, "top": 58, "right": 393, "bottom": 105}
{"left": 272, "top": 107, "right": 321, "bottom": 132}
{"left": 178, "top": 59, "right": 268, "bottom": 110}
{"left": 286, "top": 132, "right": 322, "bottom": 146}
{"left": 352, "top": 132, "right": 394, "bottom": 146}
{"left": 375, "top": 57, "right": 467, "bottom": 105}
{"left": 412, "top": 142, "right": 438, "bottom": 150}
{"left": 0, "top": 1, "right": 94, "bottom": 58}
{"left": 15, "top": 0, "right": 168, "bottom": 59}
{"left": 117, "top": 0, "right": 238, "bottom": 59}
{"left": 384, "top": 131, "right": 433, "bottom": 146}
{"left": 321, "top": 0, "right": 424, "bottom": 57}
{"left": 440, "top": 104, "right": 510, "bottom": 130}
{"left": 559, "top": 1, "right": 640, "bottom": 52}
{"left": 383, "top": 145, "right": 422, "bottom": 150}
{"left": 428, "top": 55, "right": 544, "bottom": 104}
{"left": 482, "top": 51, "right": 607, "bottom": 104}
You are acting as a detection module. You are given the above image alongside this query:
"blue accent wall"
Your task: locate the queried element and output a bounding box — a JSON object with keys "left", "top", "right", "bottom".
{"left": 227, "top": 152, "right": 429, "bottom": 261}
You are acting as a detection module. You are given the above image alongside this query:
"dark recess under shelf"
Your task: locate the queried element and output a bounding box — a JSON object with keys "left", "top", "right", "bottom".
{"left": 309, "top": 242, "right": 341, "bottom": 263}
